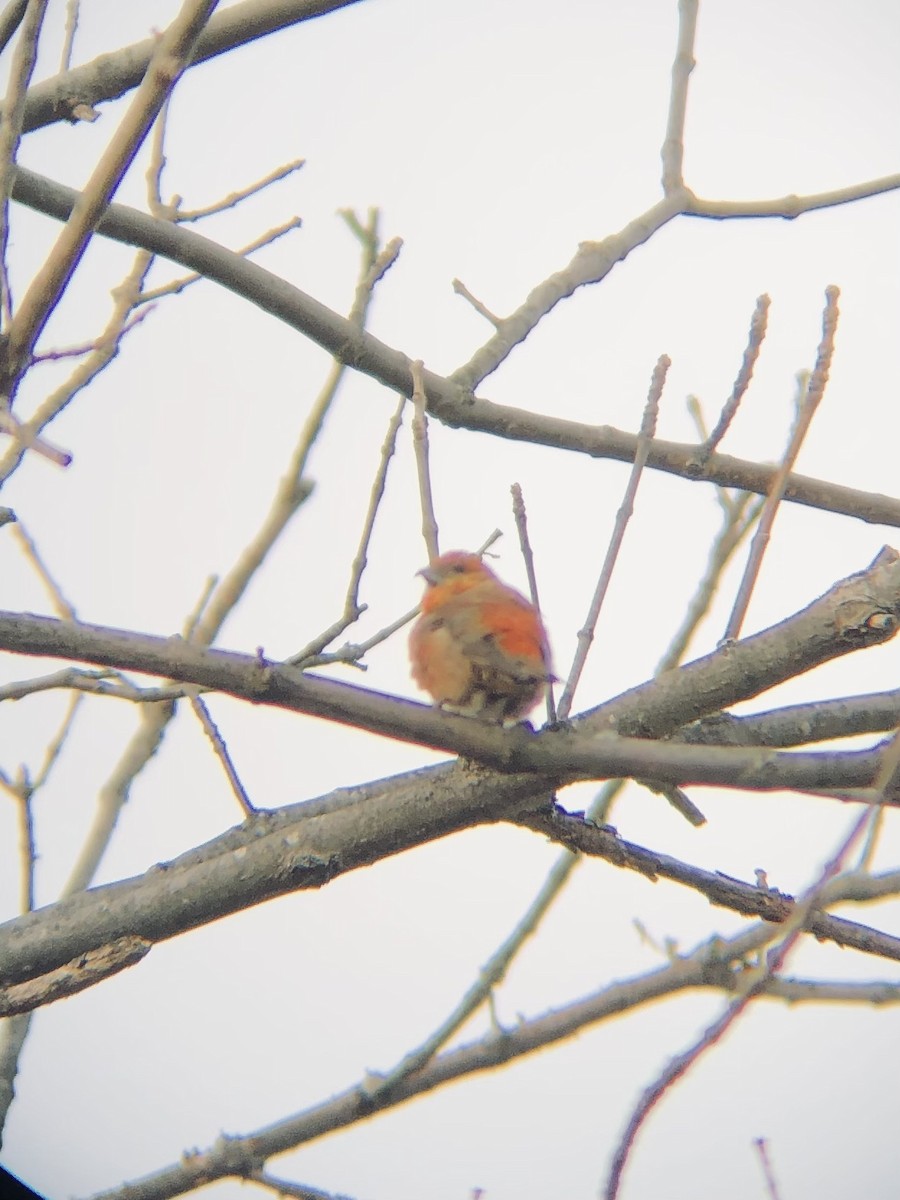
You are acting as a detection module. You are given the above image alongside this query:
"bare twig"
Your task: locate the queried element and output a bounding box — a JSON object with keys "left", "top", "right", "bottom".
{"left": 136, "top": 217, "right": 303, "bottom": 304}
{"left": 183, "top": 575, "right": 218, "bottom": 641}
{"left": 753, "top": 1138, "right": 782, "bottom": 1200}
{"left": 30, "top": 308, "right": 152, "bottom": 364}
{"left": 189, "top": 692, "right": 257, "bottom": 817}
{"left": 411, "top": 358, "right": 440, "bottom": 562}
{"left": 246, "top": 1170, "right": 356, "bottom": 1200}
{"left": 686, "top": 177, "right": 900, "bottom": 219}
{"left": 452, "top": 277, "right": 501, "bottom": 327}
{"left": 0, "top": 248, "right": 155, "bottom": 483}
{"left": 635, "top": 779, "right": 705, "bottom": 827}
{"left": 659, "top": 491, "right": 764, "bottom": 670}
{"left": 0, "top": 683, "right": 83, "bottom": 1128}
{"left": 11, "top": 782, "right": 34, "bottom": 913}
{"left": 298, "top": 604, "right": 419, "bottom": 669}
{"left": 10, "top": 521, "right": 77, "bottom": 618}
{"left": 145, "top": 95, "right": 174, "bottom": 217}
{"left": 0, "top": 667, "right": 185, "bottom": 703}
{"left": 696, "top": 294, "right": 771, "bottom": 462}
{"left": 478, "top": 529, "right": 503, "bottom": 556}
{"left": 511, "top": 482, "right": 556, "bottom": 723}
{"left": 660, "top": 0, "right": 698, "bottom": 193}
{"left": 558, "top": 355, "right": 669, "bottom": 720}
{"left": 59, "top": 0, "right": 79, "bottom": 72}
{"left": 176, "top": 158, "right": 304, "bottom": 221}
{"left": 723, "top": 287, "right": 840, "bottom": 640}
{"left": 31, "top": 690, "right": 83, "bottom": 793}
{"left": 0, "top": 406, "right": 72, "bottom": 466}
{"left": 327, "top": 395, "right": 407, "bottom": 650}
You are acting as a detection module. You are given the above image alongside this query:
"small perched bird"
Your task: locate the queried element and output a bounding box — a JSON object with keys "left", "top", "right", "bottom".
{"left": 409, "top": 550, "right": 554, "bottom": 723}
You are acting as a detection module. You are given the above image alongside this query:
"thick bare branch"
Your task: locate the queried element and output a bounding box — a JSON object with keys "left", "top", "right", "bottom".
{"left": 20, "top": 0, "right": 364, "bottom": 132}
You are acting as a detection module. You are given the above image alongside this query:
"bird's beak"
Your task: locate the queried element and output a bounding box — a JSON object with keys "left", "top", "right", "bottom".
{"left": 418, "top": 564, "right": 439, "bottom": 586}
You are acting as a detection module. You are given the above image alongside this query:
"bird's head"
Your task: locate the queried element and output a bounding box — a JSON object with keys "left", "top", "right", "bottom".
{"left": 418, "top": 551, "right": 494, "bottom": 589}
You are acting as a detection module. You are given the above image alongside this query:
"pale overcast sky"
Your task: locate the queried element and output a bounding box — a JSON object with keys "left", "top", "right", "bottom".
{"left": 2, "top": 2, "right": 900, "bottom": 1199}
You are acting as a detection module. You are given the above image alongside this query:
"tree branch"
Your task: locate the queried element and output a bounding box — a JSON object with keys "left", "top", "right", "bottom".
{"left": 10, "top": 164, "right": 900, "bottom": 527}
{"left": 19, "top": 0, "right": 364, "bottom": 132}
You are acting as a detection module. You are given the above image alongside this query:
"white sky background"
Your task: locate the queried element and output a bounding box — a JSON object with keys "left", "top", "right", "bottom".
{"left": 1, "top": 1, "right": 900, "bottom": 1198}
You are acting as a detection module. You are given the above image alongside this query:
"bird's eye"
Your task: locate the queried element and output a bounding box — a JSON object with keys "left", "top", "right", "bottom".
{"left": 451, "top": 563, "right": 467, "bottom": 574}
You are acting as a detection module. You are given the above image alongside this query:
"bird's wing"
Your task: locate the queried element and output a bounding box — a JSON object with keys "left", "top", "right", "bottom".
{"left": 442, "top": 589, "right": 553, "bottom": 682}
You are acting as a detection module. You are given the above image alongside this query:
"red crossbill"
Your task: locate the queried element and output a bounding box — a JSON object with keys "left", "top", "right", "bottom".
{"left": 409, "top": 551, "right": 554, "bottom": 723}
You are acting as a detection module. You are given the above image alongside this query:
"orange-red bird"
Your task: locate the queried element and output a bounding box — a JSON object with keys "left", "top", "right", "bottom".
{"left": 409, "top": 551, "right": 554, "bottom": 723}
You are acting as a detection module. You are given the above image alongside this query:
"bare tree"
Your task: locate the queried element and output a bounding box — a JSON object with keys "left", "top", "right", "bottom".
{"left": 1, "top": 3, "right": 899, "bottom": 1199}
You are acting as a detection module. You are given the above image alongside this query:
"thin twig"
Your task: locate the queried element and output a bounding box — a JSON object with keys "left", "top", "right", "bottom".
{"left": 659, "top": 491, "right": 764, "bottom": 671}
{"left": 188, "top": 692, "right": 257, "bottom": 817}
{"left": 478, "top": 528, "right": 503, "bottom": 557}
{"left": 411, "top": 358, "right": 440, "bottom": 562}
{"left": 0, "top": 247, "right": 155, "bottom": 484}
{"left": 183, "top": 575, "right": 218, "bottom": 641}
{"left": 145, "top": 95, "right": 173, "bottom": 217}
{"left": 177, "top": 157, "right": 304, "bottom": 221}
{"left": 59, "top": 0, "right": 79, "bottom": 72}
{"left": 137, "top": 218, "right": 304, "bottom": 304}
{"left": 31, "top": 690, "right": 82, "bottom": 792}
{"left": 696, "top": 293, "right": 771, "bottom": 462}
{"left": 857, "top": 806, "right": 886, "bottom": 873}
{"left": 299, "top": 605, "right": 420, "bottom": 669}
{"left": 0, "top": 404, "right": 72, "bottom": 466}
{"left": 11, "top": 521, "right": 77, "bottom": 618}
{"left": 635, "top": 779, "right": 706, "bottom": 827}
{"left": 3, "top": 688, "right": 83, "bottom": 913}
{"left": 511, "top": 482, "right": 556, "bottom": 723}
{"left": 13, "top": 784, "right": 34, "bottom": 913}
{"left": 340, "top": 397, "right": 407, "bottom": 627}
{"left": 0, "top": 667, "right": 186, "bottom": 703}
{"left": 246, "top": 1170, "right": 356, "bottom": 1200}
{"left": 723, "top": 287, "right": 840, "bottom": 640}
{"left": 753, "top": 1138, "right": 782, "bottom": 1200}
{"left": 660, "top": 0, "right": 698, "bottom": 193}
{"left": 557, "top": 355, "right": 669, "bottom": 720}
{"left": 30, "top": 307, "right": 152, "bottom": 363}
{"left": 452, "top": 277, "right": 501, "bottom": 327}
